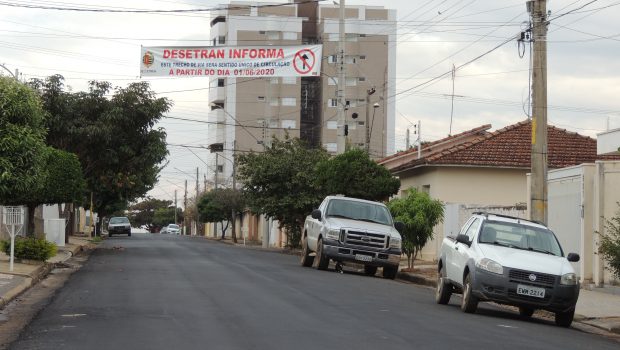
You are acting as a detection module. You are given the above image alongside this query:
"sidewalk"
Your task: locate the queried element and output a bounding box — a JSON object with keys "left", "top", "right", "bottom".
{"left": 396, "top": 258, "right": 620, "bottom": 334}
{"left": 0, "top": 236, "right": 91, "bottom": 309}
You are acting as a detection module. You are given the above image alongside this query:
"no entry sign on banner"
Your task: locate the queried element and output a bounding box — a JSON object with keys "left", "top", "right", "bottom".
{"left": 140, "top": 45, "right": 322, "bottom": 78}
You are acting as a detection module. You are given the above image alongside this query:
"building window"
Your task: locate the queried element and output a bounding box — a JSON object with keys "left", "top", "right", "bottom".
{"left": 282, "top": 76, "right": 296, "bottom": 85}
{"left": 281, "top": 120, "right": 296, "bottom": 129}
{"left": 358, "top": 121, "right": 365, "bottom": 126}
{"left": 281, "top": 97, "right": 296, "bottom": 106}
{"left": 327, "top": 121, "right": 337, "bottom": 129}
{"left": 359, "top": 34, "right": 366, "bottom": 37}
{"left": 324, "top": 143, "right": 337, "bottom": 152}
{"left": 217, "top": 165, "right": 224, "bottom": 173}
{"left": 327, "top": 55, "right": 337, "bottom": 64}
{"left": 257, "top": 96, "right": 265, "bottom": 101}
{"left": 218, "top": 36, "right": 226, "bottom": 45}
{"left": 259, "top": 30, "right": 266, "bottom": 34}
{"left": 345, "top": 77, "right": 357, "bottom": 87}
{"left": 210, "top": 102, "right": 224, "bottom": 110}
{"left": 358, "top": 77, "right": 366, "bottom": 82}
{"left": 266, "top": 31, "right": 280, "bottom": 40}
{"left": 269, "top": 98, "right": 279, "bottom": 106}
{"left": 422, "top": 185, "right": 431, "bottom": 194}
{"left": 360, "top": 55, "right": 367, "bottom": 60}
{"left": 327, "top": 77, "right": 338, "bottom": 86}
{"left": 283, "top": 32, "right": 297, "bottom": 40}
{"left": 217, "top": 78, "right": 225, "bottom": 87}
{"left": 345, "top": 55, "right": 357, "bottom": 64}
{"left": 328, "top": 99, "right": 338, "bottom": 107}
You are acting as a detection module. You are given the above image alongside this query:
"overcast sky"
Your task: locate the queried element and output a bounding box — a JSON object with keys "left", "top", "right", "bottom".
{"left": 1, "top": 0, "right": 619, "bottom": 204}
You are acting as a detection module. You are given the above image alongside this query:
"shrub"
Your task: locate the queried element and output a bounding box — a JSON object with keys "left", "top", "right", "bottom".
{"left": 0, "top": 237, "right": 57, "bottom": 261}
{"left": 599, "top": 203, "right": 620, "bottom": 280}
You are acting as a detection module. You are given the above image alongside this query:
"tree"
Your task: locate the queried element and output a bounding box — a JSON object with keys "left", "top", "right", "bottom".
{"left": 237, "top": 137, "right": 329, "bottom": 248}
{"left": 197, "top": 188, "right": 245, "bottom": 242}
{"left": 599, "top": 202, "right": 620, "bottom": 279}
{"left": 0, "top": 76, "right": 47, "bottom": 215}
{"left": 129, "top": 198, "right": 181, "bottom": 232}
{"left": 315, "top": 148, "right": 400, "bottom": 201}
{"left": 30, "top": 76, "right": 170, "bottom": 235}
{"left": 388, "top": 188, "right": 444, "bottom": 269}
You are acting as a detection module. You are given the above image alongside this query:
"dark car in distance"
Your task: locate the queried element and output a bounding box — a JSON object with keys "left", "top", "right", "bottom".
{"left": 108, "top": 216, "right": 131, "bottom": 237}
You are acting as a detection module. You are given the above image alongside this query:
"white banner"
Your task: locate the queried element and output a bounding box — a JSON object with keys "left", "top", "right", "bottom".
{"left": 140, "top": 45, "right": 322, "bottom": 78}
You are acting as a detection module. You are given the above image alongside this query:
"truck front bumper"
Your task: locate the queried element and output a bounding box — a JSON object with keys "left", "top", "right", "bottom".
{"left": 322, "top": 239, "right": 401, "bottom": 268}
{"left": 472, "top": 268, "right": 579, "bottom": 313}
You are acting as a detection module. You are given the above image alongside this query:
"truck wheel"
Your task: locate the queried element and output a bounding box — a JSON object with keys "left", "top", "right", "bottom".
{"left": 364, "top": 265, "right": 377, "bottom": 276}
{"left": 519, "top": 307, "right": 534, "bottom": 317}
{"left": 555, "top": 308, "right": 575, "bottom": 327}
{"left": 300, "top": 236, "right": 314, "bottom": 267}
{"left": 314, "top": 238, "right": 329, "bottom": 270}
{"left": 382, "top": 265, "right": 398, "bottom": 279}
{"left": 435, "top": 265, "right": 452, "bottom": 305}
{"left": 460, "top": 273, "right": 478, "bottom": 313}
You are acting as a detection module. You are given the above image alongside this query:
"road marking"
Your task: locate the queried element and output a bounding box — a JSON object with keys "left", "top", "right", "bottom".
{"left": 498, "top": 324, "right": 517, "bottom": 328}
{"left": 61, "top": 314, "right": 87, "bottom": 317}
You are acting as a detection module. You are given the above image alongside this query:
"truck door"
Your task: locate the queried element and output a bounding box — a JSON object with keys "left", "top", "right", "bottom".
{"left": 449, "top": 218, "right": 481, "bottom": 285}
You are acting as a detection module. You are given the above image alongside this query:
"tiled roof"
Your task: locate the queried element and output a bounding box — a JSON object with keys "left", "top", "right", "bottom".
{"left": 390, "top": 120, "right": 620, "bottom": 173}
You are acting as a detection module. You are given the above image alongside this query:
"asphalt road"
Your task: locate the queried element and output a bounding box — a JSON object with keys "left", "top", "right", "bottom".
{"left": 9, "top": 233, "right": 619, "bottom": 350}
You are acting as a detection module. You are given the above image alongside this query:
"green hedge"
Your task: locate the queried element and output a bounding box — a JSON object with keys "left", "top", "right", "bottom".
{"left": 0, "top": 237, "right": 57, "bottom": 261}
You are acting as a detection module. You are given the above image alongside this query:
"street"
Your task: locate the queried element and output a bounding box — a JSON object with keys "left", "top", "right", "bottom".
{"left": 9, "top": 233, "right": 619, "bottom": 350}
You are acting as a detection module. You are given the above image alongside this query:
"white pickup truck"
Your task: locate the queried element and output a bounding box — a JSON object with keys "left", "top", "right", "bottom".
{"left": 436, "top": 212, "right": 580, "bottom": 327}
{"left": 301, "top": 196, "right": 404, "bottom": 279}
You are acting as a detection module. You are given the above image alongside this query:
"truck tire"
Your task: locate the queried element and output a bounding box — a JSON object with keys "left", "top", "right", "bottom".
{"left": 314, "top": 238, "right": 329, "bottom": 270}
{"left": 364, "top": 265, "right": 377, "bottom": 276}
{"left": 300, "top": 236, "right": 314, "bottom": 267}
{"left": 519, "top": 307, "right": 534, "bottom": 317}
{"left": 555, "top": 308, "right": 575, "bottom": 327}
{"left": 435, "top": 265, "right": 452, "bottom": 305}
{"left": 460, "top": 273, "right": 478, "bottom": 313}
{"left": 382, "top": 265, "right": 398, "bottom": 279}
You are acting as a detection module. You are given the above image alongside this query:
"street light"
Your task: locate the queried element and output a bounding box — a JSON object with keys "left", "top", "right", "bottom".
{"left": 368, "top": 102, "right": 380, "bottom": 154}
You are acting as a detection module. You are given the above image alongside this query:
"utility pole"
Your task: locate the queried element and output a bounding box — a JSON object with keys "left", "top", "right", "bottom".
{"left": 195, "top": 167, "right": 199, "bottom": 236}
{"left": 213, "top": 153, "right": 219, "bottom": 237}
{"left": 414, "top": 120, "right": 422, "bottom": 159}
{"left": 174, "top": 189, "right": 177, "bottom": 225}
{"left": 365, "top": 87, "right": 376, "bottom": 152}
{"left": 336, "top": 0, "right": 346, "bottom": 154}
{"left": 406, "top": 128, "right": 410, "bottom": 149}
{"left": 184, "top": 180, "right": 187, "bottom": 235}
{"left": 529, "top": 0, "right": 548, "bottom": 224}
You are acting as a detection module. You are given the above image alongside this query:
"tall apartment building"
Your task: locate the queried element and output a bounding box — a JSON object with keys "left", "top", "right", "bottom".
{"left": 208, "top": 0, "right": 396, "bottom": 186}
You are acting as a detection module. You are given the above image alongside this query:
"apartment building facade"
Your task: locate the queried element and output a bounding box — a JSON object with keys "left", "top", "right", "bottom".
{"left": 207, "top": 0, "right": 396, "bottom": 186}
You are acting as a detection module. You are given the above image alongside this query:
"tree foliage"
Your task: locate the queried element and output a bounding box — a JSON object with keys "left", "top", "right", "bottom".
{"left": 197, "top": 188, "right": 245, "bottom": 240}
{"left": 388, "top": 188, "right": 444, "bottom": 269}
{"left": 42, "top": 147, "right": 85, "bottom": 205}
{"left": 315, "top": 148, "right": 400, "bottom": 201}
{"left": 599, "top": 202, "right": 620, "bottom": 279}
{"left": 129, "top": 198, "right": 180, "bottom": 232}
{"left": 0, "top": 76, "right": 47, "bottom": 204}
{"left": 29, "top": 76, "right": 170, "bottom": 231}
{"left": 237, "top": 137, "right": 329, "bottom": 248}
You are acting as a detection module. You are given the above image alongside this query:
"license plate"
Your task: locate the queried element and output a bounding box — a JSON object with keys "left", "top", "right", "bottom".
{"left": 355, "top": 254, "right": 373, "bottom": 262}
{"left": 517, "top": 284, "right": 545, "bottom": 298}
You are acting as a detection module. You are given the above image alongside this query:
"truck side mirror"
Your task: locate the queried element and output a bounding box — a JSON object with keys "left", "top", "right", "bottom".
{"left": 456, "top": 234, "right": 471, "bottom": 246}
{"left": 311, "top": 209, "right": 322, "bottom": 220}
{"left": 567, "top": 253, "right": 580, "bottom": 262}
{"left": 394, "top": 221, "right": 405, "bottom": 233}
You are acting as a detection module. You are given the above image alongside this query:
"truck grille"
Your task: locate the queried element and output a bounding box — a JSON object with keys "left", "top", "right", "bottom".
{"left": 343, "top": 230, "right": 388, "bottom": 249}
{"left": 509, "top": 269, "right": 556, "bottom": 288}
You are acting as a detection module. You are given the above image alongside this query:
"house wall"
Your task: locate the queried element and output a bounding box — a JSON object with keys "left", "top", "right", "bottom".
{"left": 398, "top": 166, "right": 527, "bottom": 261}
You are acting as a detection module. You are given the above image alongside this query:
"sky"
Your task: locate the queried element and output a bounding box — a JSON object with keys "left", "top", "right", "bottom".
{"left": 1, "top": 0, "right": 619, "bottom": 204}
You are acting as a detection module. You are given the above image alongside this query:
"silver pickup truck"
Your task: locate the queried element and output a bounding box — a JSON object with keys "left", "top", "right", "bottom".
{"left": 300, "top": 196, "right": 403, "bottom": 279}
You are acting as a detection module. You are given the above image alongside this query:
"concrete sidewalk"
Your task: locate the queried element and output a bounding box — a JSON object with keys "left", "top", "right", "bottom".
{"left": 396, "top": 258, "right": 620, "bottom": 335}
{"left": 0, "top": 236, "right": 92, "bottom": 309}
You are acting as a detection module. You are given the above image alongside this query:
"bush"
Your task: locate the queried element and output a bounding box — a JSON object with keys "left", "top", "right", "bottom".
{"left": 0, "top": 237, "right": 57, "bottom": 261}
{"left": 599, "top": 203, "right": 620, "bottom": 280}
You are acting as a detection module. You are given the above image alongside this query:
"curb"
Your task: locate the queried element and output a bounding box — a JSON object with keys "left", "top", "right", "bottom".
{"left": 0, "top": 276, "right": 32, "bottom": 310}
{"left": 397, "top": 272, "right": 437, "bottom": 287}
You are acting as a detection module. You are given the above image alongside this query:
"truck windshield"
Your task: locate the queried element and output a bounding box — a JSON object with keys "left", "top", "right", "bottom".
{"left": 478, "top": 221, "right": 563, "bottom": 257}
{"left": 109, "top": 217, "right": 129, "bottom": 224}
{"left": 325, "top": 199, "right": 392, "bottom": 226}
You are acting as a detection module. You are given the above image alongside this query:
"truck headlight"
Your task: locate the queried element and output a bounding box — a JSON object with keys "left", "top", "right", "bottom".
{"left": 560, "top": 273, "right": 577, "bottom": 285}
{"left": 389, "top": 237, "right": 401, "bottom": 249}
{"left": 326, "top": 229, "right": 340, "bottom": 241}
{"left": 476, "top": 258, "right": 503, "bottom": 275}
